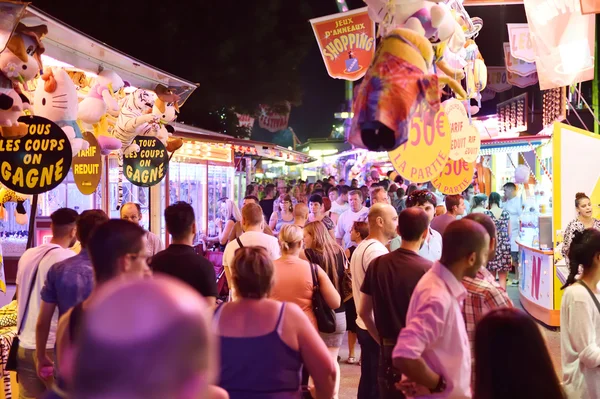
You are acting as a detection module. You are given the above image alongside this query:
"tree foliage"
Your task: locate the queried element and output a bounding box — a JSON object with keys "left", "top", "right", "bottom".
{"left": 31, "top": 0, "right": 319, "bottom": 136}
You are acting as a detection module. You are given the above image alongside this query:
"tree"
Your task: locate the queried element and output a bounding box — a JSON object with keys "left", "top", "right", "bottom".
{"left": 31, "top": 0, "right": 320, "bottom": 136}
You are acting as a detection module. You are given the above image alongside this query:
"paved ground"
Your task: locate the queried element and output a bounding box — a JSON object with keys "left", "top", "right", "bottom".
{"left": 337, "top": 277, "right": 562, "bottom": 398}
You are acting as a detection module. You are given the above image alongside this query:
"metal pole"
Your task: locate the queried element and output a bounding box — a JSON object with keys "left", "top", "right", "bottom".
{"left": 594, "top": 14, "right": 599, "bottom": 135}
{"left": 26, "top": 195, "right": 38, "bottom": 249}
{"left": 335, "top": 0, "right": 354, "bottom": 129}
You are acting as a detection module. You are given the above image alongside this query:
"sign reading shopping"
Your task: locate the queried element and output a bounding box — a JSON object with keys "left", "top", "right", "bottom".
{"left": 310, "top": 7, "right": 375, "bottom": 81}
{"left": 0, "top": 116, "right": 72, "bottom": 194}
{"left": 72, "top": 132, "right": 102, "bottom": 195}
{"left": 123, "top": 136, "right": 168, "bottom": 187}
{"left": 388, "top": 109, "right": 451, "bottom": 183}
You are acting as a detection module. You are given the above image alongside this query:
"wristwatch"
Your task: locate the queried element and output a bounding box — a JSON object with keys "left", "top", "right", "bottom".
{"left": 431, "top": 375, "right": 447, "bottom": 394}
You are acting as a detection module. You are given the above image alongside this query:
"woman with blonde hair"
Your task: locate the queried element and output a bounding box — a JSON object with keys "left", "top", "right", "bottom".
{"left": 216, "top": 247, "right": 337, "bottom": 399}
{"left": 211, "top": 198, "right": 242, "bottom": 248}
{"left": 302, "top": 221, "right": 348, "bottom": 399}
{"left": 271, "top": 225, "right": 340, "bottom": 329}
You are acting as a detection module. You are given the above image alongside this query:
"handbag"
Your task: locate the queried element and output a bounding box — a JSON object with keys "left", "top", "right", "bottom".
{"left": 310, "top": 263, "right": 336, "bottom": 334}
{"left": 6, "top": 247, "right": 58, "bottom": 371}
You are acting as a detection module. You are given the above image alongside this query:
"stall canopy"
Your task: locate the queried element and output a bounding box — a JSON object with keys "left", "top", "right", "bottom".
{"left": 20, "top": 6, "right": 198, "bottom": 104}
{"left": 479, "top": 135, "right": 551, "bottom": 155}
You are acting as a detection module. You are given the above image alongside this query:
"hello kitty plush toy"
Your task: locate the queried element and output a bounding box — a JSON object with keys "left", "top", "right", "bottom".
{"left": 33, "top": 68, "right": 89, "bottom": 155}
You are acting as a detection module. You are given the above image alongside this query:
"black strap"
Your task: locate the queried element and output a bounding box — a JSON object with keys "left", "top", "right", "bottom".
{"left": 236, "top": 237, "right": 244, "bottom": 248}
{"left": 577, "top": 280, "right": 600, "bottom": 315}
{"left": 310, "top": 263, "right": 319, "bottom": 291}
{"left": 361, "top": 242, "right": 377, "bottom": 273}
{"left": 18, "top": 247, "right": 59, "bottom": 335}
{"left": 68, "top": 302, "right": 84, "bottom": 344}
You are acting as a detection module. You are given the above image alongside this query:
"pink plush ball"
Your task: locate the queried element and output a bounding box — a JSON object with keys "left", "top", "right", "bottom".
{"left": 514, "top": 165, "right": 530, "bottom": 184}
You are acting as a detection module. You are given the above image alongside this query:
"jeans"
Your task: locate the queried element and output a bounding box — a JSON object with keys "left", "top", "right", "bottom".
{"left": 357, "top": 327, "right": 379, "bottom": 399}
{"left": 17, "top": 347, "right": 55, "bottom": 399}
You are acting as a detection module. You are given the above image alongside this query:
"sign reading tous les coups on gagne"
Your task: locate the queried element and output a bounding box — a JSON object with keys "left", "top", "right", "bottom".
{"left": 123, "top": 136, "right": 168, "bottom": 187}
{"left": 0, "top": 116, "right": 72, "bottom": 195}
{"left": 72, "top": 132, "right": 102, "bottom": 195}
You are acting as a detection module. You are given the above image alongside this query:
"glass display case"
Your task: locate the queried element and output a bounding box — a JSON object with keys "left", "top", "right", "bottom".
{"left": 169, "top": 161, "right": 207, "bottom": 238}
{"left": 207, "top": 165, "right": 234, "bottom": 235}
{"left": 107, "top": 156, "right": 150, "bottom": 230}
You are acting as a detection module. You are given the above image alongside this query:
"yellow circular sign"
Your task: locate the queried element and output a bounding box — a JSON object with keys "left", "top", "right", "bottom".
{"left": 445, "top": 99, "right": 470, "bottom": 161}
{"left": 463, "top": 125, "right": 481, "bottom": 163}
{"left": 432, "top": 159, "right": 475, "bottom": 195}
{"left": 388, "top": 110, "right": 451, "bottom": 183}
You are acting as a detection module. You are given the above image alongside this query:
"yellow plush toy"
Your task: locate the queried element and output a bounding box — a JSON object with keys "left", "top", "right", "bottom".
{"left": 349, "top": 28, "right": 467, "bottom": 151}
{"left": 0, "top": 186, "right": 29, "bottom": 225}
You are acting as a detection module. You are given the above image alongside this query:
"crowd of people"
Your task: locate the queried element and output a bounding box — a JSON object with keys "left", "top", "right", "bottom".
{"left": 11, "top": 171, "right": 600, "bottom": 399}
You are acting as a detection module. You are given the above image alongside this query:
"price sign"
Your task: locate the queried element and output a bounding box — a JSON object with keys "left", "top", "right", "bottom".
{"left": 444, "top": 99, "right": 469, "bottom": 161}
{"left": 432, "top": 159, "right": 475, "bottom": 195}
{"left": 0, "top": 116, "right": 72, "bottom": 195}
{"left": 388, "top": 110, "right": 451, "bottom": 183}
{"left": 72, "top": 132, "right": 102, "bottom": 195}
{"left": 463, "top": 125, "right": 481, "bottom": 163}
{"left": 123, "top": 136, "right": 168, "bottom": 187}
{"left": 507, "top": 71, "right": 539, "bottom": 88}
{"left": 503, "top": 42, "right": 537, "bottom": 77}
{"left": 507, "top": 24, "right": 535, "bottom": 63}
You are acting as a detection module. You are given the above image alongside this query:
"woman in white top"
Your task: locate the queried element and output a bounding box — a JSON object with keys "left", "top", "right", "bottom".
{"left": 560, "top": 228, "right": 600, "bottom": 398}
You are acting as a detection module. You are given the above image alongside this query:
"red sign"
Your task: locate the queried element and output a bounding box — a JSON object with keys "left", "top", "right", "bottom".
{"left": 258, "top": 104, "right": 290, "bottom": 133}
{"left": 531, "top": 255, "right": 542, "bottom": 300}
{"left": 310, "top": 7, "right": 376, "bottom": 81}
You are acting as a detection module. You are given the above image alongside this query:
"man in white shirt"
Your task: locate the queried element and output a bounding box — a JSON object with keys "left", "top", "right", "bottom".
{"left": 121, "top": 202, "right": 164, "bottom": 256}
{"left": 350, "top": 203, "right": 398, "bottom": 399}
{"left": 330, "top": 186, "right": 350, "bottom": 221}
{"left": 336, "top": 190, "right": 369, "bottom": 249}
{"left": 393, "top": 219, "right": 490, "bottom": 399}
{"left": 16, "top": 208, "right": 78, "bottom": 398}
{"left": 502, "top": 182, "right": 522, "bottom": 285}
{"left": 223, "top": 203, "right": 281, "bottom": 299}
{"left": 390, "top": 190, "right": 443, "bottom": 261}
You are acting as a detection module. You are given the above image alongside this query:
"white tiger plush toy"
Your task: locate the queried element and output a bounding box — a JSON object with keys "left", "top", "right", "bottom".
{"left": 113, "top": 89, "right": 159, "bottom": 210}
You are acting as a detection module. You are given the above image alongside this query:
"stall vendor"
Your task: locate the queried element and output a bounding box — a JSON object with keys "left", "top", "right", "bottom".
{"left": 561, "top": 192, "right": 600, "bottom": 266}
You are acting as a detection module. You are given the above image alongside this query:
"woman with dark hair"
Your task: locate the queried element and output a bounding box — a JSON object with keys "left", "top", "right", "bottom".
{"left": 561, "top": 192, "right": 600, "bottom": 267}
{"left": 269, "top": 194, "right": 295, "bottom": 235}
{"left": 470, "top": 193, "right": 488, "bottom": 214}
{"left": 560, "top": 228, "right": 600, "bottom": 398}
{"left": 308, "top": 194, "right": 336, "bottom": 239}
{"left": 474, "top": 308, "right": 564, "bottom": 399}
{"left": 484, "top": 192, "right": 513, "bottom": 289}
{"left": 216, "top": 247, "right": 336, "bottom": 399}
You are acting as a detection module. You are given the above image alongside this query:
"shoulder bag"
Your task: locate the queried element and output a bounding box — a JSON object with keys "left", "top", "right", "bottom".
{"left": 310, "top": 263, "right": 336, "bottom": 334}
{"left": 7, "top": 247, "right": 59, "bottom": 371}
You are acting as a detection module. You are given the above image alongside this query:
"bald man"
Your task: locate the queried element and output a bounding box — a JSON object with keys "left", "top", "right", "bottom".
{"left": 293, "top": 203, "right": 309, "bottom": 228}
{"left": 350, "top": 203, "right": 398, "bottom": 399}
{"left": 72, "top": 276, "right": 222, "bottom": 399}
{"left": 120, "top": 202, "right": 164, "bottom": 256}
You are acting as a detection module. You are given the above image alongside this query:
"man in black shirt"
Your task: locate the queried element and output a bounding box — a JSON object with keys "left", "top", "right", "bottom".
{"left": 151, "top": 202, "right": 218, "bottom": 306}
{"left": 259, "top": 184, "right": 276, "bottom": 221}
{"left": 360, "top": 207, "right": 433, "bottom": 398}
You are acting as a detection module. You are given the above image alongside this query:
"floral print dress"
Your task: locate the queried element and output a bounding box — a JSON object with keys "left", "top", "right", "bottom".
{"left": 561, "top": 218, "right": 600, "bottom": 266}
{"left": 485, "top": 209, "right": 513, "bottom": 272}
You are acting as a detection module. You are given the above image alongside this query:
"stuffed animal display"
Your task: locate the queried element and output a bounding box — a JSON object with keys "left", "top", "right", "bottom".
{"left": 0, "top": 186, "right": 29, "bottom": 225}
{"left": 33, "top": 68, "right": 89, "bottom": 155}
{"left": 349, "top": 28, "right": 466, "bottom": 151}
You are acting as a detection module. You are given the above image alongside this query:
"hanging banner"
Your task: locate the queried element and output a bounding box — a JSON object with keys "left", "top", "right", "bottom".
{"left": 123, "top": 136, "right": 168, "bottom": 187}
{"left": 581, "top": 0, "right": 600, "bottom": 14}
{"left": 72, "top": 132, "right": 102, "bottom": 195}
{"left": 487, "top": 67, "right": 512, "bottom": 93}
{"left": 481, "top": 87, "right": 497, "bottom": 102}
{"left": 258, "top": 104, "right": 291, "bottom": 133}
{"left": 463, "top": 125, "right": 481, "bottom": 163}
{"left": 444, "top": 99, "right": 470, "bottom": 161}
{"left": 0, "top": 116, "right": 72, "bottom": 195}
{"left": 310, "top": 7, "right": 376, "bottom": 81}
{"left": 432, "top": 159, "right": 475, "bottom": 195}
{"left": 503, "top": 42, "right": 537, "bottom": 77}
{"left": 507, "top": 24, "right": 536, "bottom": 63}
{"left": 523, "top": 0, "right": 595, "bottom": 90}
{"left": 507, "top": 71, "right": 539, "bottom": 88}
{"left": 388, "top": 109, "right": 451, "bottom": 183}
{"left": 236, "top": 113, "right": 255, "bottom": 129}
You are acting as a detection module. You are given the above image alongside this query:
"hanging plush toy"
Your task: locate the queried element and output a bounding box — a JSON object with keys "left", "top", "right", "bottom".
{"left": 0, "top": 23, "right": 48, "bottom": 139}
{"left": 0, "top": 186, "right": 29, "bottom": 225}
{"left": 348, "top": 28, "right": 466, "bottom": 151}
{"left": 33, "top": 68, "right": 89, "bottom": 155}
{"left": 148, "top": 97, "right": 183, "bottom": 152}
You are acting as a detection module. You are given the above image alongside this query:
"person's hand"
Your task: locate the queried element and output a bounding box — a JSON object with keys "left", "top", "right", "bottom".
{"left": 36, "top": 354, "right": 54, "bottom": 380}
{"left": 396, "top": 377, "right": 432, "bottom": 397}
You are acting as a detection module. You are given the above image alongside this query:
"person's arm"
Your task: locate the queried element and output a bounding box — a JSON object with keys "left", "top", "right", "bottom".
{"left": 35, "top": 301, "right": 57, "bottom": 379}
{"left": 227, "top": 223, "right": 238, "bottom": 243}
{"left": 330, "top": 212, "right": 339, "bottom": 225}
{"left": 293, "top": 305, "right": 336, "bottom": 399}
{"left": 344, "top": 248, "right": 351, "bottom": 259}
{"left": 317, "top": 267, "right": 341, "bottom": 310}
{"left": 358, "top": 293, "right": 380, "bottom": 343}
{"left": 335, "top": 216, "right": 344, "bottom": 247}
{"left": 269, "top": 212, "right": 278, "bottom": 231}
{"left": 219, "top": 220, "right": 235, "bottom": 246}
{"left": 565, "top": 298, "right": 600, "bottom": 368}
{"left": 562, "top": 221, "right": 573, "bottom": 258}
{"left": 392, "top": 299, "right": 446, "bottom": 391}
